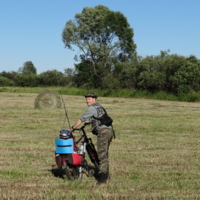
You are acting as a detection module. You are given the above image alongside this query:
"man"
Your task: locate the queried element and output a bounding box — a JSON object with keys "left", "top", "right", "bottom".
{"left": 70, "top": 92, "right": 114, "bottom": 185}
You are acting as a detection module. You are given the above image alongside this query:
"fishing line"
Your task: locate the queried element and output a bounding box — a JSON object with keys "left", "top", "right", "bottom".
{"left": 55, "top": 71, "right": 71, "bottom": 129}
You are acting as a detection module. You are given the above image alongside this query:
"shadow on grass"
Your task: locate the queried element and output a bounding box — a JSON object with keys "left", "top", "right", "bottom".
{"left": 49, "top": 164, "right": 99, "bottom": 180}
{"left": 49, "top": 166, "right": 65, "bottom": 179}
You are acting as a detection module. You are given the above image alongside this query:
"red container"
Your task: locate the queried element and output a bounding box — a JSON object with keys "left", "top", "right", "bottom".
{"left": 68, "top": 151, "right": 82, "bottom": 165}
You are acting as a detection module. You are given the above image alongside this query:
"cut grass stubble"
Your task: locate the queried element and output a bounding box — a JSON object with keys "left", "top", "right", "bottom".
{"left": 0, "top": 93, "right": 200, "bottom": 199}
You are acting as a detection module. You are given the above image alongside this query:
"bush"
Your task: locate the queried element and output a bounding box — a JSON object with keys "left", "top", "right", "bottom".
{"left": 0, "top": 71, "right": 18, "bottom": 81}
{"left": 170, "top": 61, "right": 200, "bottom": 94}
{"left": 177, "top": 92, "right": 200, "bottom": 102}
{"left": 0, "top": 76, "right": 14, "bottom": 86}
{"left": 14, "top": 74, "right": 39, "bottom": 87}
{"left": 38, "top": 70, "right": 69, "bottom": 86}
{"left": 135, "top": 56, "right": 166, "bottom": 91}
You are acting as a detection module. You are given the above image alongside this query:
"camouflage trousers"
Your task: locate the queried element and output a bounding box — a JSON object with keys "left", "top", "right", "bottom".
{"left": 97, "top": 128, "right": 113, "bottom": 173}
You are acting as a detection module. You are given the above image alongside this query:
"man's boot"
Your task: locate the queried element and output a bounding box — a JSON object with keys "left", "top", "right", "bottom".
{"left": 97, "top": 172, "right": 108, "bottom": 185}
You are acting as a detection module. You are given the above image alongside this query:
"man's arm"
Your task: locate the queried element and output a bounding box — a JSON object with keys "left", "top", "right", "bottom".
{"left": 70, "top": 119, "right": 83, "bottom": 131}
{"left": 70, "top": 106, "right": 97, "bottom": 131}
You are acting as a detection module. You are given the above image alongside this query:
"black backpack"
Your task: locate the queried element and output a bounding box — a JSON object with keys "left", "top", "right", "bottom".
{"left": 93, "top": 108, "right": 113, "bottom": 126}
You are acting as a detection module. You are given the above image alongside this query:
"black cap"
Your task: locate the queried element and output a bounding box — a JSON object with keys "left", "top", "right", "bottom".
{"left": 84, "top": 92, "right": 98, "bottom": 99}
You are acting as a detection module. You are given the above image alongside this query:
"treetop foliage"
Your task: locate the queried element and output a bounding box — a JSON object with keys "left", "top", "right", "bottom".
{"left": 18, "top": 61, "right": 37, "bottom": 75}
{"left": 62, "top": 5, "right": 136, "bottom": 62}
{"left": 62, "top": 4, "right": 136, "bottom": 88}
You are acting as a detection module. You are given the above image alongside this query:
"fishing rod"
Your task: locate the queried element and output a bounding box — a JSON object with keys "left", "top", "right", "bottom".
{"left": 55, "top": 71, "right": 71, "bottom": 129}
{"left": 60, "top": 90, "right": 71, "bottom": 129}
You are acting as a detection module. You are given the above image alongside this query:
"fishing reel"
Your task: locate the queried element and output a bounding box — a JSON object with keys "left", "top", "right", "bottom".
{"left": 59, "top": 130, "right": 72, "bottom": 139}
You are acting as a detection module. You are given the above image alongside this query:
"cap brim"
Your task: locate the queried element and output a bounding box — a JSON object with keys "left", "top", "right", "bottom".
{"left": 85, "top": 95, "right": 97, "bottom": 98}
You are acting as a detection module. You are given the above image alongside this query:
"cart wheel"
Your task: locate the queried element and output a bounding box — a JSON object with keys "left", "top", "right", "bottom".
{"left": 64, "top": 165, "right": 83, "bottom": 181}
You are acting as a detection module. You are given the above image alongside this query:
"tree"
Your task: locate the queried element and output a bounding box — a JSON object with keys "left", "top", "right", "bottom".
{"left": 0, "top": 71, "right": 18, "bottom": 80}
{"left": 73, "top": 61, "right": 97, "bottom": 88}
{"left": 38, "top": 70, "right": 68, "bottom": 86}
{"left": 0, "top": 76, "right": 14, "bottom": 86}
{"left": 112, "top": 62, "right": 136, "bottom": 89}
{"left": 135, "top": 55, "right": 166, "bottom": 91}
{"left": 64, "top": 68, "right": 74, "bottom": 76}
{"left": 62, "top": 5, "right": 136, "bottom": 88}
{"left": 169, "top": 58, "right": 200, "bottom": 94}
{"left": 18, "top": 61, "right": 37, "bottom": 75}
{"left": 14, "top": 74, "right": 38, "bottom": 87}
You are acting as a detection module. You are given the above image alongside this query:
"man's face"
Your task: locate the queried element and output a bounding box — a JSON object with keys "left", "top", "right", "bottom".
{"left": 85, "top": 97, "right": 96, "bottom": 106}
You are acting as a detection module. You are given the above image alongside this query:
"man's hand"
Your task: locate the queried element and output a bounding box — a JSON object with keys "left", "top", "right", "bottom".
{"left": 70, "top": 119, "right": 83, "bottom": 131}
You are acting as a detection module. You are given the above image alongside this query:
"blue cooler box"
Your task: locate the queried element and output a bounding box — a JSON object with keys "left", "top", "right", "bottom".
{"left": 55, "top": 138, "right": 74, "bottom": 154}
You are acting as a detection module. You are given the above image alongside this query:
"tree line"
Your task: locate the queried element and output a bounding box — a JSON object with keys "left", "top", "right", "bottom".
{"left": 73, "top": 51, "right": 200, "bottom": 95}
{"left": 0, "top": 61, "right": 71, "bottom": 87}
{"left": 1, "top": 51, "right": 200, "bottom": 95}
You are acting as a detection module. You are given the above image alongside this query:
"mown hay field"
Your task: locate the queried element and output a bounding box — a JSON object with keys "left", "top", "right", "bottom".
{"left": 0, "top": 92, "right": 200, "bottom": 200}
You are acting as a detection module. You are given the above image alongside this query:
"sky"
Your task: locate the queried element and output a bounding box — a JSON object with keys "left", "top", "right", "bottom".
{"left": 1, "top": 0, "right": 200, "bottom": 74}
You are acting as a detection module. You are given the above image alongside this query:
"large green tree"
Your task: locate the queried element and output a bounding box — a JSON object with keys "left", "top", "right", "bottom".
{"left": 62, "top": 5, "right": 136, "bottom": 88}
{"left": 18, "top": 61, "right": 37, "bottom": 75}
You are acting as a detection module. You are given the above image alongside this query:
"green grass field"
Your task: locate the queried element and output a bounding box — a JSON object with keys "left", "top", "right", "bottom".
{"left": 0, "top": 92, "right": 200, "bottom": 199}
